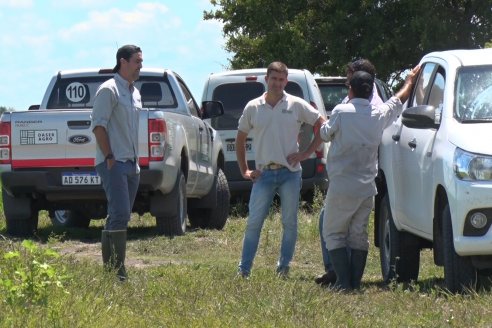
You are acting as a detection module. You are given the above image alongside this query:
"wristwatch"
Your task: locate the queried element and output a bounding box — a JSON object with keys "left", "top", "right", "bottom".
{"left": 105, "top": 153, "right": 114, "bottom": 160}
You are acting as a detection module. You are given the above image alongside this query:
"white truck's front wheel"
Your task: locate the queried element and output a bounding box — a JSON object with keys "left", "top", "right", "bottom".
{"left": 442, "top": 204, "right": 477, "bottom": 293}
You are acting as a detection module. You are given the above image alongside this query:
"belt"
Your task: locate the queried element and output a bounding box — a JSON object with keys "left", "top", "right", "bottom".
{"left": 263, "top": 163, "right": 285, "bottom": 170}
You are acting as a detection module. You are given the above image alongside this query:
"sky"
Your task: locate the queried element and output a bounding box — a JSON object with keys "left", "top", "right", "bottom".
{"left": 0, "top": 0, "right": 230, "bottom": 110}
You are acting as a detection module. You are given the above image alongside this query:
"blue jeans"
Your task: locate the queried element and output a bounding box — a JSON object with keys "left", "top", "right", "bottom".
{"left": 238, "top": 168, "right": 302, "bottom": 276}
{"left": 96, "top": 160, "right": 140, "bottom": 230}
{"left": 319, "top": 208, "right": 333, "bottom": 272}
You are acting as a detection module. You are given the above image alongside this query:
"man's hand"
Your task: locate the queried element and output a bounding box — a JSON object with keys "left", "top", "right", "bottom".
{"left": 287, "top": 151, "right": 310, "bottom": 167}
{"left": 243, "top": 169, "right": 262, "bottom": 182}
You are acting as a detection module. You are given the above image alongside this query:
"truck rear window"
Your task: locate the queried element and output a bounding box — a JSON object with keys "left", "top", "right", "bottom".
{"left": 46, "top": 76, "right": 178, "bottom": 109}
{"left": 210, "top": 81, "right": 304, "bottom": 130}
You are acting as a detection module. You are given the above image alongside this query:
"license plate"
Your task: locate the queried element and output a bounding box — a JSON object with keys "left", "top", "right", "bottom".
{"left": 62, "top": 172, "right": 101, "bottom": 185}
{"left": 227, "top": 142, "right": 252, "bottom": 152}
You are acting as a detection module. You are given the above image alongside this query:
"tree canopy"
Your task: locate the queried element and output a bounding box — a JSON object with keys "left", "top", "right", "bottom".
{"left": 205, "top": 0, "right": 492, "bottom": 84}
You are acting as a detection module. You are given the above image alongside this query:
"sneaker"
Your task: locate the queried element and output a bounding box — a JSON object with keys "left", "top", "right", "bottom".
{"left": 314, "top": 271, "right": 337, "bottom": 286}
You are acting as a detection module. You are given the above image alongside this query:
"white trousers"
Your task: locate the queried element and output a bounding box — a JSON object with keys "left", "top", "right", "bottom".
{"left": 322, "top": 191, "right": 374, "bottom": 251}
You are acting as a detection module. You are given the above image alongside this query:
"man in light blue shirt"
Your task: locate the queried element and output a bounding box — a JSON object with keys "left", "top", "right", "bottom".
{"left": 92, "top": 44, "right": 143, "bottom": 281}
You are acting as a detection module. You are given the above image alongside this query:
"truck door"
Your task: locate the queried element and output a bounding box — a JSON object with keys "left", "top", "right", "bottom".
{"left": 178, "top": 79, "right": 214, "bottom": 194}
{"left": 393, "top": 62, "right": 445, "bottom": 234}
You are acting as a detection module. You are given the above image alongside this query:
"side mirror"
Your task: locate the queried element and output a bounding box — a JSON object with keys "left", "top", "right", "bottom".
{"left": 28, "top": 104, "right": 40, "bottom": 110}
{"left": 201, "top": 101, "right": 224, "bottom": 119}
{"left": 402, "top": 105, "right": 440, "bottom": 129}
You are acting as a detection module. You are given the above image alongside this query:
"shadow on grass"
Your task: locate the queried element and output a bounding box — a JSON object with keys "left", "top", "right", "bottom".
{"left": 0, "top": 224, "right": 181, "bottom": 244}
{"left": 298, "top": 272, "right": 447, "bottom": 294}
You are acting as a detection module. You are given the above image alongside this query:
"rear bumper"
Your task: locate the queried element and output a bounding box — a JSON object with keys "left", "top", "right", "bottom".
{"left": 1, "top": 168, "right": 164, "bottom": 201}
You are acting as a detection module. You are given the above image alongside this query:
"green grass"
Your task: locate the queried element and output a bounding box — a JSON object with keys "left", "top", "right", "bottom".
{"left": 0, "top": 201, "right": 492, "bottom": 327}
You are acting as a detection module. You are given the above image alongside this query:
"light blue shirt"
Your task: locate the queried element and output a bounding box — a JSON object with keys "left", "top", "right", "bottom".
{"left": 91, "top": 73, "right": 141, "bottom": 165}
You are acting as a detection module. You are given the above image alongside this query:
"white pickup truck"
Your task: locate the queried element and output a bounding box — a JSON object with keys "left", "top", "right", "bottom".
{"left": 0, "top": 68, "right": 230, "bottom": 237}
{"left": 375, "top": 49, "right": 492, "bottom": 292}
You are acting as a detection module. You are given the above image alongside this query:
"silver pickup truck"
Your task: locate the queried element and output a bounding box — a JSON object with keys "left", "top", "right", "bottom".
{"left": 0, "top": 68, "right": 230, "bottom": 237}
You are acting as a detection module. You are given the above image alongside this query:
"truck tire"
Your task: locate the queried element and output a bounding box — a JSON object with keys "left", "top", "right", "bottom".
{"left": 189, "top": 168, "right": 230, "bottom": 230}
{"left": 49, "top": 210, "right": 91, "bottom": 228}
{"left": 156, "top": 170, "right": 187, "bottom": 236}
{"left": 2, "top": 189, "right": 38, "bottom": 237}
{"left": 378, "top": 194, "right": 420, "bottom": 283}
{"left": 442, "top": 204, "right": 477, "bottom": 293}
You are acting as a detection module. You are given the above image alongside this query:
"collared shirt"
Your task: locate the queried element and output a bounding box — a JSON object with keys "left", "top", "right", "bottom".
{"left": 320, "top": 96, "right": 402, "bottom": 197}
{"left": 238, "top": 91, "right": 320, "bottom": 171}
{"left": 91, "top": 73, "right": 142, "bottom": 165}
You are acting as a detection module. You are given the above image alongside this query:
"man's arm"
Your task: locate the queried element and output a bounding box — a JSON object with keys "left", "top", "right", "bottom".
{"left": 287, "top": 116, "right": 326, "bottom": 166}
{"left": 236, "top": 130, "right": 260, "bottom": 181}
{"left": 93, "top": 126, "right": 115, "bottom": 168}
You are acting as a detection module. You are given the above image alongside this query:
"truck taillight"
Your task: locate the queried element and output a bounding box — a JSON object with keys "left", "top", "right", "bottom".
{"left": 148, "top": 118, "right": 166, "bottom": 162}
{"left": 0, "top": 122, "right": 11, "bottom": 164}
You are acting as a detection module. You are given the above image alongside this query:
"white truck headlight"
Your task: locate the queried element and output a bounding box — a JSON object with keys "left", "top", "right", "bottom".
{"left": 454, "top": 148, "right": 492, "bottom": 181}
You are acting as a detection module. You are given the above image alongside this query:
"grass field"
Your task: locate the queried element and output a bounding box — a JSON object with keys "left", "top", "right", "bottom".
{"left": 0, "top": 197, "right": 491, "bottom": 327}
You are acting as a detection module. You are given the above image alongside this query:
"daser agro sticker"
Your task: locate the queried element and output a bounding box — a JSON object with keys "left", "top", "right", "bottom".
{"left": 66, "top": 82, "right": 87, "bottom": 103}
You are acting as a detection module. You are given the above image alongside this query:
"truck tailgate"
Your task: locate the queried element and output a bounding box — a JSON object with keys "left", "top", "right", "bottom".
{"left": 10, "top": 110, "right": 95, "bottom": 168}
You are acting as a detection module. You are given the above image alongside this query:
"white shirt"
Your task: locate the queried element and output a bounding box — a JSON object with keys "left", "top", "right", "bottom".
{"left": 320, "top": 96, "right": 402, "bottom": 197}
{"left": 238, "top": 92, "right": 320, "bottom": 171}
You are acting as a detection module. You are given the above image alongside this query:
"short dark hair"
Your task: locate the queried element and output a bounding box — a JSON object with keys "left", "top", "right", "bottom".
{"left": 113, "top": 44, "right": 142, "bottom": 73}
{"left": 346, "top": 59, "right": 376, "bottom": 79}
{"left": 266, "top": 61, "right": 288, "bottom": 77}
{"left": 350, "top": 71, "right": 374, "bottom": 99}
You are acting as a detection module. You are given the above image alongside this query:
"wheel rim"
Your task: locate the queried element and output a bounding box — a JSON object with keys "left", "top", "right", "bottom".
{"left": 54, "top": 210, "right": 70, "bottom": 224}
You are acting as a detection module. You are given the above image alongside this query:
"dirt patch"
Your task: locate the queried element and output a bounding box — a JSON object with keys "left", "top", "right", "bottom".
{"left": 53, "top": 241, "right": 186, "bottom": 269}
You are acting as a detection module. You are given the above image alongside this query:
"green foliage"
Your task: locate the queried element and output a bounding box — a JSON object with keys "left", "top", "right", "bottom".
{"left": 205, "top": 0, "right": 492, "bottom": 85}
{"left": 0, "top": 106, "right": 13, "bottom": 115}
{"left": 0, "top": 239, "right": 70, "bottom": 307}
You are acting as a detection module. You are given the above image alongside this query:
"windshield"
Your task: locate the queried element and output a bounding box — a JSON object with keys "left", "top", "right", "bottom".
{"left": 456, "top": 66, "right": 492, "bottom": 122}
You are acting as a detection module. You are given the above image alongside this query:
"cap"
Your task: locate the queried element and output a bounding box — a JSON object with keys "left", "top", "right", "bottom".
{"left": 349, "top": 71, "right": 374, "bottom": 99}
{"left": 112, "top": 44, "right": 142, "bottom": 73}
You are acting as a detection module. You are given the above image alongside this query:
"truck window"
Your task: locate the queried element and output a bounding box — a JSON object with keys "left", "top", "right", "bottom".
{"left": 47, "top": 77, "right": 112, "bottom": 109}
{"left": 176, "top": 79, "right": 200, "bottom": 117}
{"left": 411, "top": 63, "right": 437, "bottom": 107}
{"left": 211, "top": 82, "right": 264, "bottom": 130}
{"left": 428, "top": 67, "right": 445, "bottom": 109}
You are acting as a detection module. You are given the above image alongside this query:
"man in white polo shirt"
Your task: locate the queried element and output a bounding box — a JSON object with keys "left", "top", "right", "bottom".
{"left": 236, "top": 61, "right": 325, "bottom": 278}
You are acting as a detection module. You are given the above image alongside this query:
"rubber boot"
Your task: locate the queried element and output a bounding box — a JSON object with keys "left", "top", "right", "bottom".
{"left": 350, "top": 249, "right": 368, "bottom": 290}
{"left": 101, "top": 230, "right": 111, "bottom": 267}
{"left": 328, "top": 247, "right": 352, "bottom": 291}
{"left": 107, "top": 230, "right": 128, "bottom": 281}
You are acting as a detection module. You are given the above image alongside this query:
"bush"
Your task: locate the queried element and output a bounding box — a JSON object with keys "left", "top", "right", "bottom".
{"left": 0, "top": 239, "right": 70, "bottom": 307}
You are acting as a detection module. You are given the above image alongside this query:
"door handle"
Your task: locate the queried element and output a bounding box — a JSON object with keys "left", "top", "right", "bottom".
{"left": 408, "top": 138, "right": 417, "bottom": 149}
{"left": 392, "top": 134, "right": 400, "bottom": 141}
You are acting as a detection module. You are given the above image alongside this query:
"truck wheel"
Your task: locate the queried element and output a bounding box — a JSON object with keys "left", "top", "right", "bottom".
{"left": 189, "top": 168, "right": 230, "bottom": 230}
{"left": 156, "top": 170, "right": 187, "bottom": 236}
{"left": 378, "top": 194, "right": 420, "bottom": 283}
{"left": 2, "top": 190, "right": 38, "bottom": 237}
{"left": 49, "top": 210, "right": 91, "bottom": 228}
{"left": 442, "top": 204, "right": 477, "bottom": 293}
